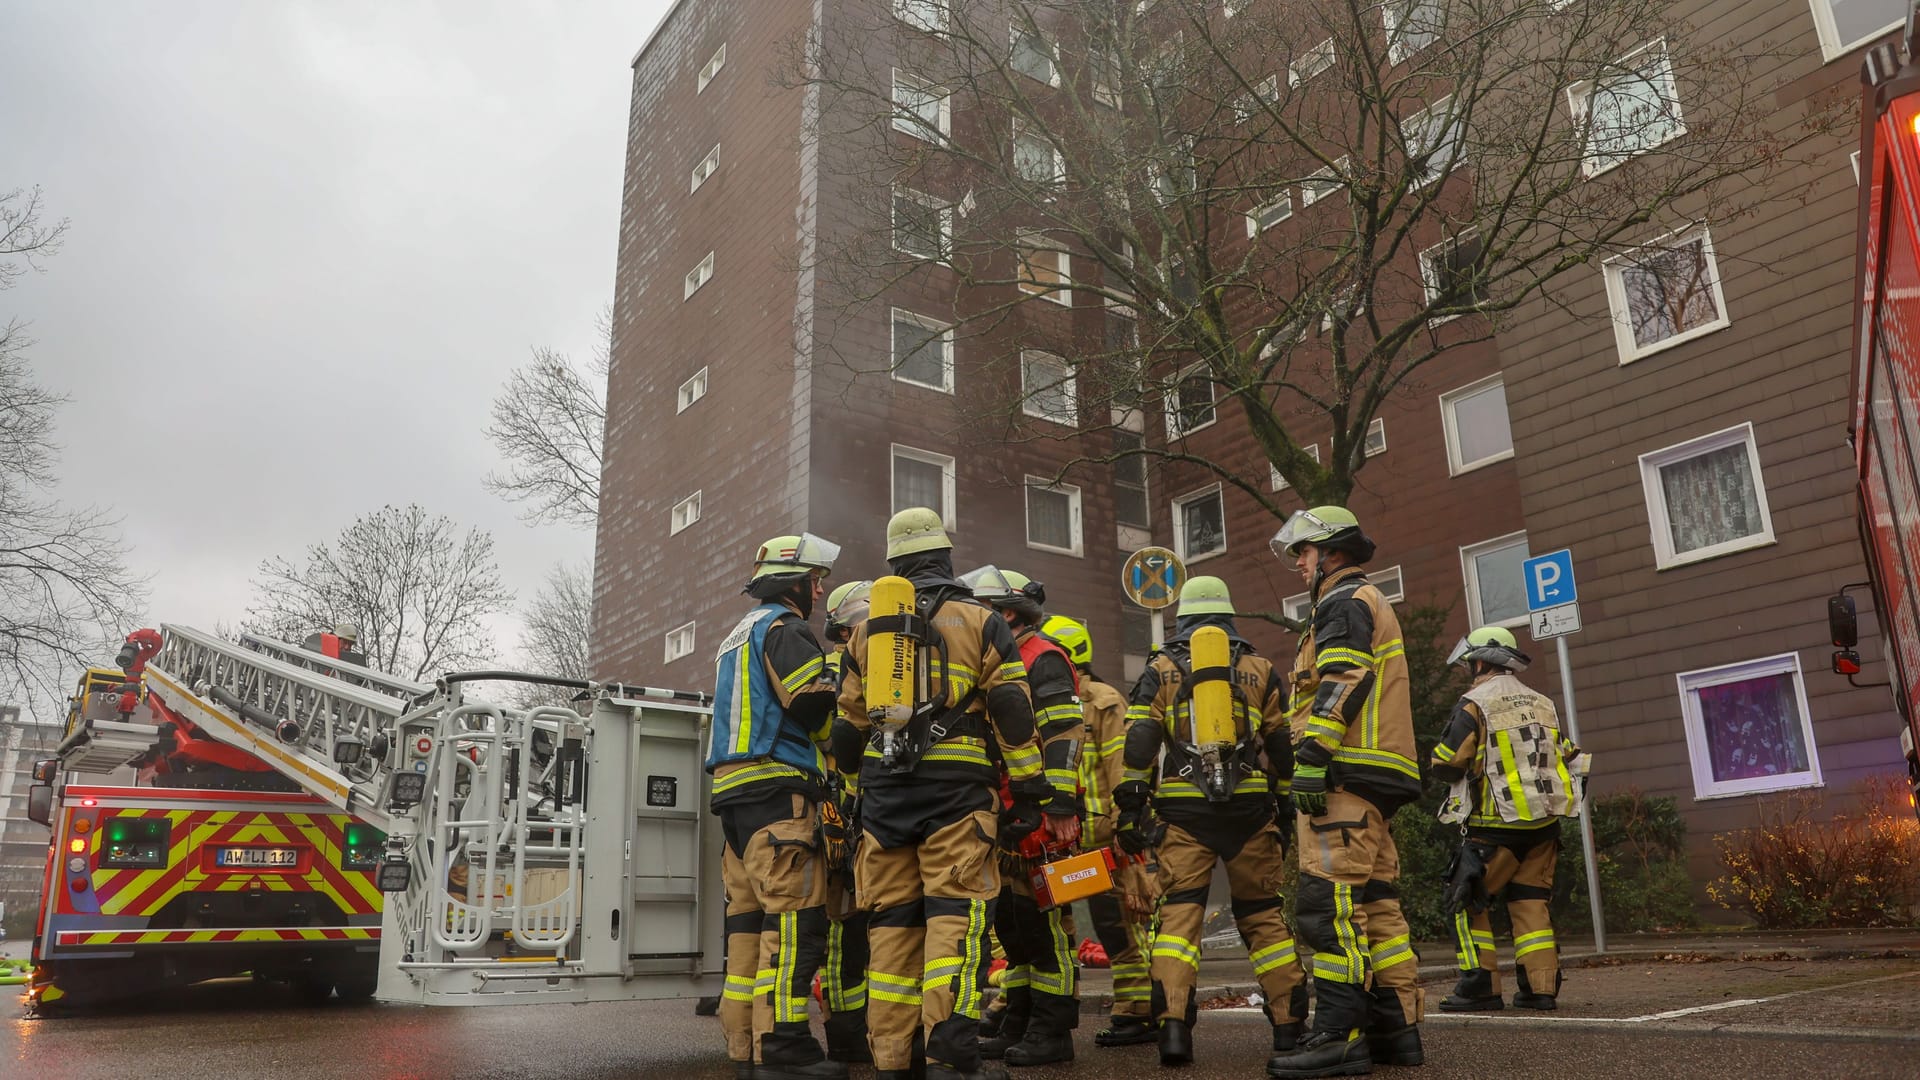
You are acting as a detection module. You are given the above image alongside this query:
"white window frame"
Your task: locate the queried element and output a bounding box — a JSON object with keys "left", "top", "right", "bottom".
{"left": 1637, "top": 421, "right": 1777, "bottom": 570}
{"left": 697, "top": 44, "right": 726, "bottom": 93}
{"left": 1290, "top": 38, "right": 1335, "bottom": 87}
{"left": 1010, "top": 22, "right": 1061, "bottom": 87}
{"left": 1460, "top": 530, "right": 1530, "bottom": 629}
{"left": 664, "top": 621, "right": 696, "bottom": 663}
{"left": 690, "top": 143, "right": 720, "bottom": 193}
{"left": 1852, "top": 148, "right": 1863, "bottom": 183}
{"left": 891, "top": 444, "right": 958, "bottom": 528}
{"left": 670, "top": 490, "right": 702, "bottom": 535}
{"left": 1567, "top": 39, "right": 1687, "bottom": 179}
{"left": 1419, "top": 231, "right": 1485, "bottom": 323}
{"left": 1364, "top": 416, "right": 1388, "bottom": 457}
{"left": 1270, "top": 442, "right": 1320, "bottom": 491}
{"left": 892, "top": 69, "right": 952, "bottom": 142}
{"left": 1408, "top": 95, "right": 1463, "bottom": 189}
{"left": 1020, "top": 350, "right": 1078, "bottom": 424}
{"left": 1283, "top": 591, "right": 1312, "bottom": 623}
{"left": 1384, "top": 0, "right": 1444, "bottom": 65}
{"left": 1172, "top": 483, "right": 1228, "bottom": 563}
{"left": 683, "top": 251, "right": 715, "bottom": 299}
{"left": 1808, "top": 0, "right": 1904, "bottom": 63}
{"left": 1247, "top": 191, "right": 1294, "bottom": 237}
{"left": 1017, "top": 235, "right": 1073, "bottom": 304}
{"left": 1233, "top": 74, "right": 1280, "bottom": 123}
{"left": 1166, "top": 363, "right": 1217, "bottom": 439}
{"left": 891, "top": 186, "right": 953, "bottom": 262}
{"left": 1439, "top": 373, "right": 1514, "bottom": 475}
{"left": 890, "top": 308, "right": 955, "bottom": 393}
{"left": 1012, "top": 123, "right": 1067, "bottom": 186}
{"left": 1677, "top": 652, "right": 1824, "bottom": 800}
{"left": 1301, "top": 157, "right": 1349, "bottom": 205}
{"left": 894, "top": 0, "right": 948, "bottom": 33}
{"left": 677, "top": 367, "right": 709, "bottom": 413}
{"left": 1294, "top": 566, "right": 1404, "bottom": 618}
{"left": 1023, "top": 476, "right": 1085, "bottom": 556}
{"left": 1602, "top": 223, "right": 1730, "bottom": 364}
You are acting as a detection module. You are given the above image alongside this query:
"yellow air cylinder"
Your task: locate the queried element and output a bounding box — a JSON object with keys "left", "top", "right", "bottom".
{"left": 1190, "top": 625, "right": 1235, "bottom": 745}
{"left": 866, "top": 575, "right": 917, "bottom": 724}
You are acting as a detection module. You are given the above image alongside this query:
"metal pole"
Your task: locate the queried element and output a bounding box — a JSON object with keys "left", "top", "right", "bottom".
{"left": 1556, "top": 634, "right": 1606, "bottom": 954}
{"left": 1150, "top": 609, "right": 1164, "bottom": 652}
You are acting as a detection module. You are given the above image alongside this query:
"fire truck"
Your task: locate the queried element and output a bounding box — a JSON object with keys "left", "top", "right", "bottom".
{"left": 1833, "top": 17, "right": 1920, "bottom": 813}
{"left": 23, "top": 624, "right": 725, "bottom": 1009}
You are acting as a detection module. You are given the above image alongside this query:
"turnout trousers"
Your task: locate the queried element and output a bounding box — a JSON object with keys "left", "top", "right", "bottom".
{"left": 991, "top": 860, "right": 1080, "bottom": 1038}
{"left": 1455, "top": 827, "right": 1561, "bottom": 996}
{"left": 823, "top": 867, "right": 871, "bottom": 1055}
{"left": 1294, "top": 788, "right": 1424, "bottom": 1036}
{"left": 854, "top": 782, "right": 1001, "bottom": 1073}
{"left": 717, "top": 790, "right": 833, "bottom": 1067}
{"left": 1150, "top": 821, "right": 1307, "bottom": 1028}
{"left": 1085, "top": 857, "right": 1154, "bottom": 1023}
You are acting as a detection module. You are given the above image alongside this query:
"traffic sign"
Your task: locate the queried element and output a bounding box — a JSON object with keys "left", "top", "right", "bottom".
{"left": 1530, "top": 603, "right": 1582, "bottom": 640}
{"left": 1523, "top": 549, "right": 1577, "bottom": 612}
{"left": 1122, "top": 546, "right": 1187, "bottom": 610}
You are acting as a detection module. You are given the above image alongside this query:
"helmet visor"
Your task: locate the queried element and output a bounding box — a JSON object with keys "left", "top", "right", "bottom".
{"left": 1272, "top": 509, "right": 1339, "bottom": 559}
{"left": 1445, "top": 636, "right": 1471, "bottom": 668}
{"left": 959, "top": 564, "right": 1015, "bottom": 599}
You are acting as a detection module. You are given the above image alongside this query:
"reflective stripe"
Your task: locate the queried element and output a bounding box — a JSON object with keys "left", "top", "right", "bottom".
{"left": 1316, "top": 646, "right": 1375, "bottom": 670}
{"left": 998, "top": 660, "right": 1028, "bottom": 680}
{"left": 755, "top": 968, "right": 777, "bottom": 992}
{"left": 869, "top": 970, "right": 923, "bottom": 1006}
{"left": 781, "top": 655, "right": 827, "bottom": 693}
{"left": 1454, "top": 912, "right": 1483, "bottom": 971}
{"left": 1125, "top": 704, "right": 1152, "bottom": 722}
{"left": 1152, "top": 934, "right": 1200, "bottom": 969}
{"left": 1332, "top": 882, "right": 1366, "bottom": 983}
{"left": 1003, "top": 744, "right": 1043, "bottom": 778}
{"left": 924, "top": 740, "right": 993, "bottom": 768}
{"left": 1037, "top": 703, "right": 1082, "bottom": 724}
{"left": 1310, "top": 954, "right": 1364, "bottom": 983}
{"left": 1331, "top": 745, "right": 1421, "bottom": 779}
{"left": 1157, "top": 777, "right": 1268, "bottom": 799}
{"left": 925, "top": 956, "right": 963, "bottom": 981}
{"left": 959, "top": 898, "right": 988, "bottom": 1017}
{"left": 732, "top": 646, "right": 754, "bottom": 754}
{"left": 1249, "top": 938, "right": 1298, "bottom": 976}
{"left": 1306, "top": 716, "right": 1347, "bottom": 741}
{"left": 723, "top": 974, "right": 757, "bottom": 1002}
{"left": 1000, "top": 967, "right": 1032, "bottom": 989}
{"left": 1514, "top": 928, "right": 1556, "bottom": 958}
{"left": 711, "top": 759, "right": 813, "bottom": 795}
{"left": 1123, "top": 766, "right": 1153, "bottom": 783}
{"left": 1431, "top": 742, "right": 1458, "bottom": 765}
{"left": 1496, "top": 731, "right": 1534, "bottom": 820}
{"left": 1370, "top": 933, "right": 1414, "bottom": 971}
{"left": 775, "top": 911, "right": 804, "bottom": 1022}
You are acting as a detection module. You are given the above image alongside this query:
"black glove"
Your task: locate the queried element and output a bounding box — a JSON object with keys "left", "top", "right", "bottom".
{"left": 1273, "top": 793, "right": 1297, "bottom": 855}
{"left": 1001, "top": 799, "right": 1044, "bottom": 843}
{"left": 1009, "top": 773, "right": 1054, "bottom": 808}
{"left": 1442, "top": 842, "right": 1491, "bottom": 916}
{"left": 1113, "top": 779, "right": 1150, "bottom": 813}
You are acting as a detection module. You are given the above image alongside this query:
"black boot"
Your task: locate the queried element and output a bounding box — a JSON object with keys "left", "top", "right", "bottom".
{"left": 1266, "top": 1030, "right": 1372, "bottom": 1078}
{"left": 758, "top": 1025, "right": 849, "bottom": 1080}
{"left": 1004, "top": 992, "right": 1075, "bottom": 1066}
{"left": 824, "top": 1008, "right": 872, "bottom": 1063}
{"left": 696, "top": 994, "right": 721, "bottom": 1016}
{"left": 979, "top": 987, "right": 1031, "bottom": 1060}
{"left": 754, "top": 1061, "right": 848, "bottom": 1080}
{"left": 1511, "top": 967, "right": 1558, "bottom": 1011}
{"left": 1158, "top": 1018, "right": 1194, "bottom": 1067}
{"left": 1366, "top": 1025, "right": 1424, "bottom": 1067}
{"left": 1273, "top": 1022, "right": 1305, "bottom": 1053}
{"left": 1437, "top": 969, "right": 1503, "bottom": 1013}
{"left": 926, "top": 1066, "right": 1010, "bottom": 1080}
{"left": 735, "top": 1065, "right": 755, "bottom": 1080}
{"left": 1095, "top": 1015, "right": 1156, "bottom": 1047}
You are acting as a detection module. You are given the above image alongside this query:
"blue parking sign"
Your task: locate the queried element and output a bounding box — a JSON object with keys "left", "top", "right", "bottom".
{"left": 1523, "top": 549, "right": 1577, "bottom": 612}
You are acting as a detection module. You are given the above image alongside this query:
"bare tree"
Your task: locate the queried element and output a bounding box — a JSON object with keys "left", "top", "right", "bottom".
{"left": 245, "top": 504, "right": 513, "bottom": 681}
{"left": 483, "top": 307, "right": 609, "bottom": 528}
{"left": 793, "top": 0, "right": 1844, "bottom": 509}
{"left": 0, "top": 186, "right": 145, "bottom": 707}
{"left": 507, "top": 560, "right": 595, "bottom": 707}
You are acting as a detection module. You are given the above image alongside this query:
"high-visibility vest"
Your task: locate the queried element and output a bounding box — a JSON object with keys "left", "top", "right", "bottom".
{"left": 705, "top": 603, "right": 827, "bottom": 779}
{"left": 1440, "top": 673, "right": 1579, "bottom": 826}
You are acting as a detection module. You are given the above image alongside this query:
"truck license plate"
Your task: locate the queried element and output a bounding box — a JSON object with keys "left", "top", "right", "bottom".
{"left": 216, "top": 847, "right": 301, "bottom": 868}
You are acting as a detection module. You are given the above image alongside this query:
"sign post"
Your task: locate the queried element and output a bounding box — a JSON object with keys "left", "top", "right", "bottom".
{"left": 1522, "top": 548, "right": 1607, "bottom": 953}
{"left": 1121, "top": 546, "right": 1187, "bottom": 649}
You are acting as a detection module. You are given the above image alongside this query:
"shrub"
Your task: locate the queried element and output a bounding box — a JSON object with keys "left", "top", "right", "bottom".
{"left": 1707, "top": 776, "right": 1920, "bottom": 929}
{"left": 1554, "top": 790, "right": 1696, "bottom": 935}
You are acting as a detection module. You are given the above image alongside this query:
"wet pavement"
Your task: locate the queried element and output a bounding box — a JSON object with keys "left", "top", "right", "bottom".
{"left": 5, "top": 952, "right": 1918, "bottom": 1079}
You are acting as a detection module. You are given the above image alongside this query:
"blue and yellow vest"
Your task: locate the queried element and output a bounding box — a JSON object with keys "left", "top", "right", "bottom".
{"left": 706, "top": 604, "right": 827, "bottom": 791}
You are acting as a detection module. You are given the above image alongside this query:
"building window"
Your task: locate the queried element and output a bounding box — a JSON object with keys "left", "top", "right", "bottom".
{"left": 1364, "top": 417, "right": 1388, "bottom": 457}
{"left": 1172, "top": 484, "right": 1227, "bottom": 562}
{"left": 1010, "top": 23, "right": 1059, "bottom": 86}
{"left": 677, "top": 367, "right": 709, "bottom": 413}
{"left": 1678, "top": 652, "right": 1823, "bottom": 799}
{"left": 891, "top": 309, "right": 954, "bottom": 392}
{"left": 1291, "top": 38, "right": 1335, "bottom": 87}
{"left": 895, "top": 0, "right": 947, "bottom": 33}
{"left": 690, "top": 144, "right": 720, "bottom": 193}
{"left": 1320, "top": 287, "right": 1366, "bottom": 333}
{"left": 1384, "top": 0, "right": 1444, "bottom": 64}
{"left": 683, "top": 251, "right": 715, "bottom": 299}
{"left": 1408, "top": 95, "right": 1464, "bottom": 189}
{"left": 1638, "top": 421, "right": 1776, "bottom": 569}
{"left": 1808, "top": 0, "right": 1905, "bottom": 62}
{"left": 664, "top": 622, "right": 697, "bottom": 663}
{"left": 1301, "top": 157, "right": 1349, "bottom": 205}
{"left": 1270, "top": 443, "right": 1320, "bottom": 491}
{"left": 1283, "top": 591, "right": 1312, "bottom": 624}
{"left": 1025, "top": 477, "right": 1084, "bottom": 555}
{"left": 892, "top": 187, "right": 952, "bottom": 261}
{"left": 697, "top": 44, "right": 726, "bottom": 92}
{"left": 1166, "top": 365, "right": 1217, "bottom": 438}
{"left": 1439, "top": 374, "right": 1513, "bottom": 475}
{"left": 1021, "top": 350, "right": 1077, "bottom": 424}
{"left": 892, "top": 444, "right": 956, "bottom": 527}
{"left": 893, "top": 70, "right": 951, "bottom": 142}
{"left": 1247, "top": 192, "right": 1293, "bottom": 237}
{"left": 1151, "top": 138, "right": 1197, "bottom": 205}
{"left": 1569, "top": 40, "right": 1686, "bottom": 177}
{"left": 1013, "top": 124, "right": 1065, "bottom": 185}
{"left": 1420, "top": 232, "right": 1488, "bottom": 320}
{"left": 670, "top": 491, "right": 702, "bottom": 535}
{"left": 1114, "top": 430, "right": 1149, "bottom": 528}
{"left": 1233, "top": 75, "right": 1280, "bottom": 123}
{"left": 1602, "top": 224, "right": 1729, "bottom": 363}
{"left": 1091, "top": 47, "right": 1123, "bottom": 108}
{"left": 1461, "top": 531, "right": 1530, "bottom": 628}
{"left": 1017, "top": 236, "right": 1072, "bottom": 303}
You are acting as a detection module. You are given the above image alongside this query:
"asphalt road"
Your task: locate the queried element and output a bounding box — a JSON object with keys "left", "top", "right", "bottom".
{"left": 5, "top": 956, "right": 1918, "bottom": 1079}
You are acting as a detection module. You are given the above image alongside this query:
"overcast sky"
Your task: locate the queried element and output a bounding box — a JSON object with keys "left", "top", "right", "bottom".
{"left": 3, "top": 1, "right": 673, "bottom": 668}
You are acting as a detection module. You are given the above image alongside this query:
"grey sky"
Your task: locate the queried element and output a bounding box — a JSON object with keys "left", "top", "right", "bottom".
{"left": 3, "top": 2, "right": 671, "bottom": 666}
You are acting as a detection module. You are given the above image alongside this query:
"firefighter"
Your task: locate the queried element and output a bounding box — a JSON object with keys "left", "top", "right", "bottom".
{"left": 1430, "top": 625, "right": 1590, "bottom": 1013}
{"left": 962, "top": 568, "right": 1083, "bottom": 1067}
{"left": 706, "top": 533, "right": 847, "bottom": 1080}
{"left": 820, "top": 579, "right": 875, "bottom": 1063}
{"left": 1266, "top": 507, "right": 1424, "bottom": 1079}
{"left": 301, "top": 622, "right": 367, "bottom": 668}
{"left": 1042, "top": 614, "right": 1157, "bottom": 1049}
{"left": 834, "top": 508, "right": 1054, "bottom": 1080}
{"left": 1113, "top": 575, "right": 1309, "bottom": 1068}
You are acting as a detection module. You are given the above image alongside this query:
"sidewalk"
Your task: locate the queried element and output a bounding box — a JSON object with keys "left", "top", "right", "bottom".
{"left": 1067, "top": 927, "right": 1920, "bottom": 1012}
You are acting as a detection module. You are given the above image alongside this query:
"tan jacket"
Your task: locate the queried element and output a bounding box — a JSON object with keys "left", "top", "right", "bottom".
{"left": 1078, "top": 676, "right": 1130, "bottom": 847}
{"left": 1287, "top": 564, "right": 1420, "bottom": 806}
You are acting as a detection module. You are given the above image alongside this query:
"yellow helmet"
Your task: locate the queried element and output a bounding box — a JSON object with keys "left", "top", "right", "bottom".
{"left": 826, "top": 579, "right": 874, "bottom": 635}
{"left": 1177, "top": 576, "right": 1234, "bottom": 617}
{"left": 1042, "top": 615, "right": 1092, "bottom": 667}
{"left": 1447, "top": 625, "right": 1531, "bottom": 672}
{"left": 750, "top": 533, "right": 840, "bottom": 580}
{"left": 1271, "top": 505, "right": 1375, "bottom": 562}
{"left": 886, "top": 507, "right": 951, "bottom": 560}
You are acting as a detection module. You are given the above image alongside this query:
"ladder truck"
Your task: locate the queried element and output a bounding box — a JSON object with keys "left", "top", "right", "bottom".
{"left": 24, "top": 625, "right": 725, "bottom": 1008}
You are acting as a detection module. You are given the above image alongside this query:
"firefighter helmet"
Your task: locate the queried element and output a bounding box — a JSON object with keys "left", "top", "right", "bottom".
{"left": 825, "top": 579, "right": 874, "bottom": 638}
{"left": 1447, "top": 625, "right": 1531, "bottom": 673}
{"left": 333, "top": 622, "right": 361, "bottom": 644}
{"left": 1271, "top": 505, "right": 1377, "bottom": 563}
{"left": 750, "top": 533, "right": 840, "bottom": 580}
{"left": 885, "top": 507, "right": 951, "bottom": 559}
{"left": 962, "top": 566, "right": 1046, "bottom": 620}
{"left": 1041, "top": 615, "right": 1093, "bottom": 668}
{"left": 1177, "top": 576, "right": 1235, "bottom": 617}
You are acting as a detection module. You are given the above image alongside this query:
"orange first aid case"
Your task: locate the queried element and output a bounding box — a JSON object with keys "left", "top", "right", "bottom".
{"left": 1028, "top": 847, "right": 1118, "bottom": 910}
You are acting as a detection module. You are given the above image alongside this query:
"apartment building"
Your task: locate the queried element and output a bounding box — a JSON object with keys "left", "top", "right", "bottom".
{"left": 0, "top": 708, "right": 56, "bottom": 934}
{"left": 593, "top": 0, "right": 1908, "bottom": 873}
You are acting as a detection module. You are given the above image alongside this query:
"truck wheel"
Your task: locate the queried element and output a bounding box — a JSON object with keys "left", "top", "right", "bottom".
{"left": 335, "top": 975, "right": 376, "bottom": 1002}
{"left": 294, "top": 976, "right": 335, "bottom": 1005}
